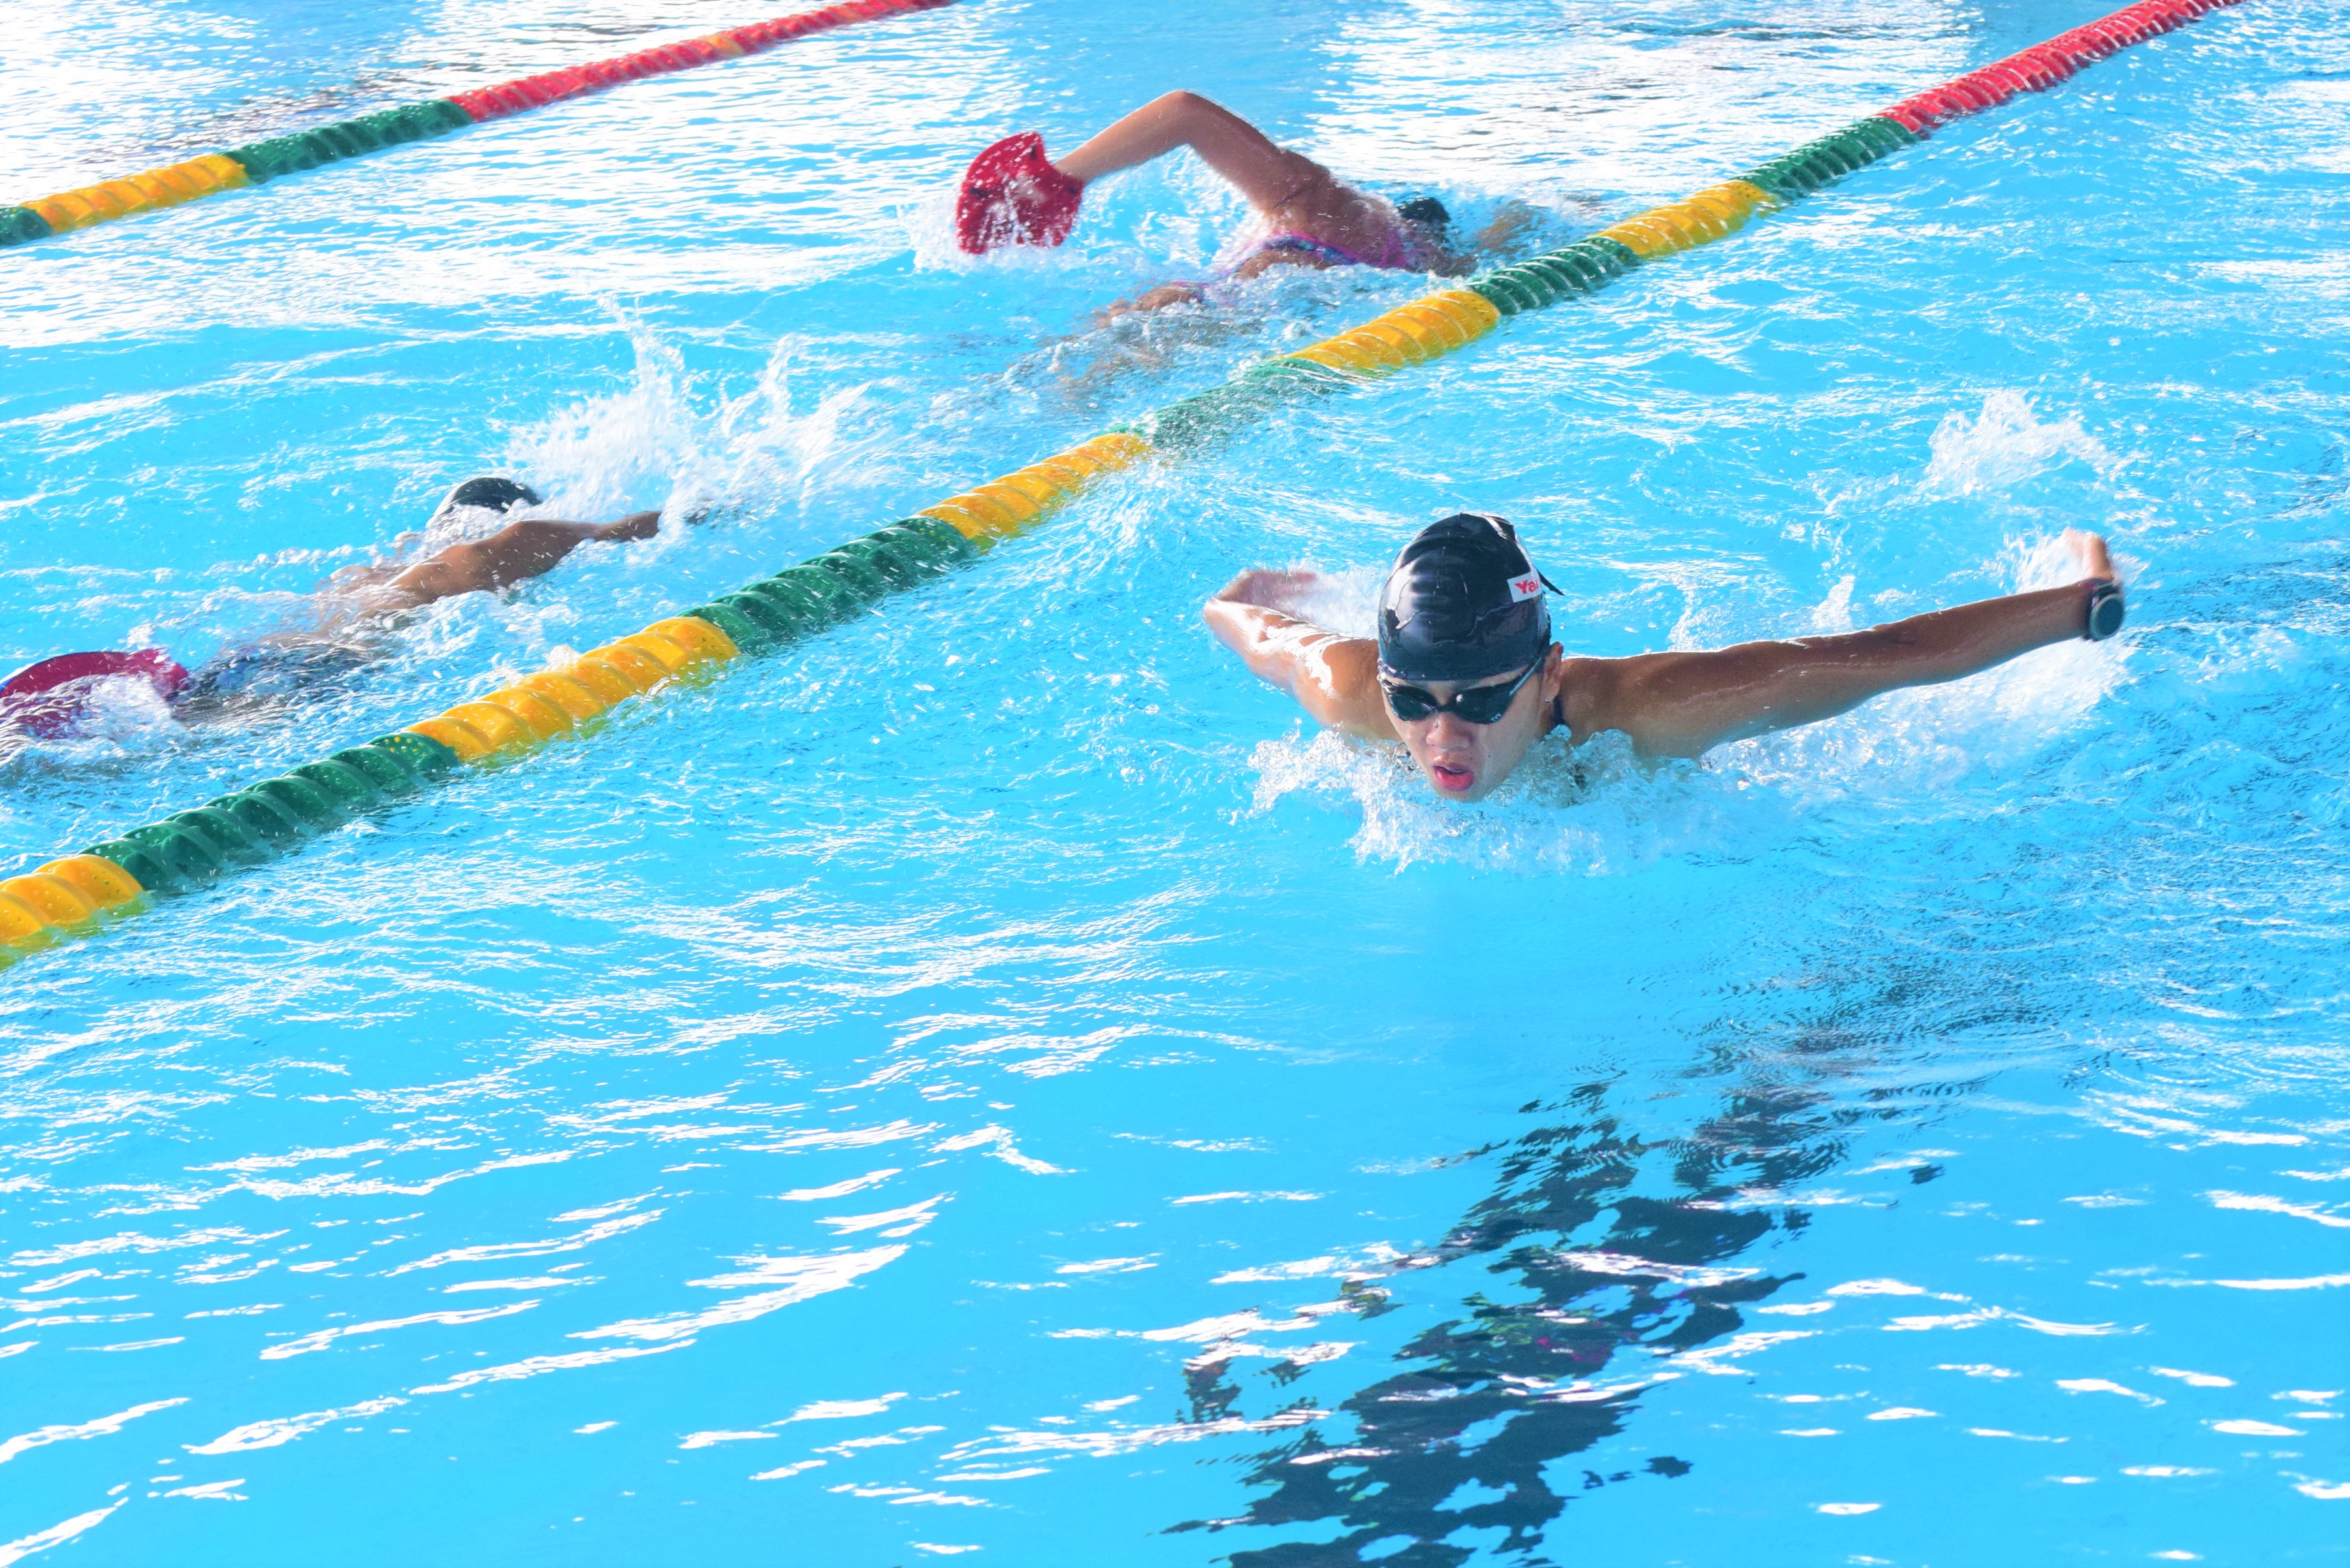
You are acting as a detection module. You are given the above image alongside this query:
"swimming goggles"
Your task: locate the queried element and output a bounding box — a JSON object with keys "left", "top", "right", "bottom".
{"left": 1379, "top": 661, "right": 1542, "bottom": 725}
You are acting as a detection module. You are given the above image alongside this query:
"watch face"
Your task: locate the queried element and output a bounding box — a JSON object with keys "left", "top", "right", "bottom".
{"left": 2089, "top": 588, "right": 2126, "bottom": 641}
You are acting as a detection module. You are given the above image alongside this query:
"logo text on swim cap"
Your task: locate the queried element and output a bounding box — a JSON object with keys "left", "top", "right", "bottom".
{"left": 1507, "top": 573, "right": 1541, "bottom": 603}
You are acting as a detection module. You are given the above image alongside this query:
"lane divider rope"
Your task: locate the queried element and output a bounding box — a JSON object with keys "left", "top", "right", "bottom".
{"left": 0, "top": 0, "right": 2248, "bottom": 965}
{"left": 0, "top": 0, "right": 954, "bottom": 251}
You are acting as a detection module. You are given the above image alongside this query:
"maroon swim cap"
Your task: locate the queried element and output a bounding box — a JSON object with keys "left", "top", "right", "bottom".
{"left": 0, "top": 650, "right": 189, "bottom": 738}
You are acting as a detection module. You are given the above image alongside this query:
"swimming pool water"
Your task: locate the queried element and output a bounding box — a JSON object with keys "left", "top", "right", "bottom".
{"left": 3, "top": 0, "right": 2347, "bottom": 1563}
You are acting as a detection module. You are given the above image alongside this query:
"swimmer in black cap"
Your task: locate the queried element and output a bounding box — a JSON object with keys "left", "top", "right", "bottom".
{"left": 3, "top": 479, "right": 660, "bottom": 737}
{"left": 1205, "top": 512, "right": 2127, "bottom": 801}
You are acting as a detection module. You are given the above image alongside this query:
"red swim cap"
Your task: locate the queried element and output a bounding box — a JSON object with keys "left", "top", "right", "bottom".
{"left": 0, "top": 649, "right": 189, "bottom": 738}
{"left": 954, "top": 132, "right": 1084, "bottom": 254}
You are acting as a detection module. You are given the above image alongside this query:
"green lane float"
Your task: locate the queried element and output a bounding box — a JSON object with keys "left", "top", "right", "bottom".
{"left": 1, "top": 0, "right": 2249, "bottom": 967}
{"left": 1, "top": 0, "right": 954, "bottom": 250}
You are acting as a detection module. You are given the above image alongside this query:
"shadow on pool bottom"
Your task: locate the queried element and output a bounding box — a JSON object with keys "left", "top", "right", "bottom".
{"left": 1163, "top": 1066, "right": 1890, "bottom": 1566}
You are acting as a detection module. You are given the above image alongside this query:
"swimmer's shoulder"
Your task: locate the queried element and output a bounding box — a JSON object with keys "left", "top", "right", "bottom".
{"left": 1320, "top": 635, "right": 1391, "bottom": 737}
{"left": 1555, "top": 653, "right": 1628, "bottom": 736}
{"left": 1558, "top": 650, "right": 1733, "bottom": 760}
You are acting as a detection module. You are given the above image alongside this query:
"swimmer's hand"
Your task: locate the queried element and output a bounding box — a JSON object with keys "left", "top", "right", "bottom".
{"left": 1470, "top": 200, "right": 1537, "bottom": 257}
{"left": 1095, "top": 281, "right": 1208, "bottom": 323}
{"left": 2065, "top": 526, "right": 2118, "bottom": 583}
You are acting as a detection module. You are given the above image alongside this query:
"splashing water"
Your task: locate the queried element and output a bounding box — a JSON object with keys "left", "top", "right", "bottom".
{"left": 1923, "top": 390, "right": 2127, "bottom": 500}
{"left": 1, "top": 1, "right": 2345, "bottom": 1565}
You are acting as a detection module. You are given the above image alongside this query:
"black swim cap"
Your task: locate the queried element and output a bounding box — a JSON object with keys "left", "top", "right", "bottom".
{"left": 1397, "top": 195, "right": 1451, "bottom": 231}
{"left": 434, "top": 476, "right": 543, "bottom": 520}
{"left": 1376, "top": 513, "right": 1554, "bottom": 684}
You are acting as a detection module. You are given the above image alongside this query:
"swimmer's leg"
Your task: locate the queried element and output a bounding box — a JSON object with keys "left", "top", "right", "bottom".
{"left": 1054, "top": 91, "right": 1325, "bottom": 215}
{"left": 377, "top": 511, "right": 660, "bottom": 608}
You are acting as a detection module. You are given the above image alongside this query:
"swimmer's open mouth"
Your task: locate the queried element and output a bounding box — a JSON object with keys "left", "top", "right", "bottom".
{"left": 1430, "top": 763, "right": 1475, "bottom": 794}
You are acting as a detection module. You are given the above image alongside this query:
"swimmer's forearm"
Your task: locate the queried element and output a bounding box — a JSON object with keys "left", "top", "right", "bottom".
{"left": 1841, "top": 580, "right": 2106, "bottom": 687}
{"left": 1842, "top": 530, "right": 2117, "bottom": 693}
{"left": 1731, "top": 582, "right": 2107, "bottom": 729}
{"left": 1055, "top": 91, "right": 1282, "bottom": 189}
{"left": 1472, "top": 204, "right": 1534, "bottom": 254}
{"left": 1210, "top": 569, "right": 1323, "bottom": 619}
{"left": 1614, "top": 577, "right": 2114, "bottom": 756}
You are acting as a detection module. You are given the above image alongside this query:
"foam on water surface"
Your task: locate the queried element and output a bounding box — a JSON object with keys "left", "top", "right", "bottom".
{"left": 2, "top": 0, "right": 2346, "bottom": 1563}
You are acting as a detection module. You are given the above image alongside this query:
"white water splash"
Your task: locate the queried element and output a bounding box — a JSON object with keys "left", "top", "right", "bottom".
{"left": 492, "top": 310, "right": 706, "bottom": 541}
{"left": 701, "top": 340, "right": 890, "bottom": 525}
{"left": 490, "top": 308, "right": 892, "bottom": 549}
{"left": 1247, "top": 725, "right": 1771, "bottom": 876}
{"left": 1922, "top": 391, "right": 2125, "bottom": 499}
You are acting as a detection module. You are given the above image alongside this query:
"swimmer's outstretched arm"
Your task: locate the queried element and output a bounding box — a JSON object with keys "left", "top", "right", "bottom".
{"left": 1055, "top": 91, "right": 1317, "bottom": 214}
{"left": 1568, "top": 530, "right": 2123, "bottom": 760}
{"left": 1203, "top": 570, "right": 1391, "bottom": 737}
{"left": 369, "top": 510, "right": 662, "bottom": 609}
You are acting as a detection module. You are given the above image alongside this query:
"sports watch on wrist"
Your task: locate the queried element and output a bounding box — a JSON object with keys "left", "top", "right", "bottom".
{"left": 2084, "top": 577, "right": 2125, "bottom": 641}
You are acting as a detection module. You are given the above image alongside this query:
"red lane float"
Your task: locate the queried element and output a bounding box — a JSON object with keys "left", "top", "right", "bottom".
{"left": 1883, "top": 0, "right": 2242, "bottom": 134}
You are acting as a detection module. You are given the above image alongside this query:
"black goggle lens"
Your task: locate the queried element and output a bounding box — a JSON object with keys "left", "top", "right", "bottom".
{"left": 1381, "top": 664, "right": 1537, "bottom": 726}
{"left": 1384, "top": 685, "right": 1440, "bottom": 721}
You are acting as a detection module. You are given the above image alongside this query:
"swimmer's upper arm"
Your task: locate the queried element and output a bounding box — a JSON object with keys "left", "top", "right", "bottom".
{"left": 1202, "top": 596, "right": 1391, "bottom": 737}
{"left": 1575, "top": 622, "right": 2014, "bottom": 759}
{"left": 1572, "top": 644, "right": 1882, "bottom": 760}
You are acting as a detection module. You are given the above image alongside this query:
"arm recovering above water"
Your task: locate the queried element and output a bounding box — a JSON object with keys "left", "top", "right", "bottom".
{"left": 1564, "top": 529, "right": 2124, "bottom": 759}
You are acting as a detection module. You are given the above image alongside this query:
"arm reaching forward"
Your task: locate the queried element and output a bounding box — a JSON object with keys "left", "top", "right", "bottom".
{"left": 1566, "top": 530, "right": 2123, "bottom": 759}
{"left": 1203, "top": 531, "right": 2124, "bottom": 792}
{"left": 1202, "top": 570, "right": 1392, "bottom": 737}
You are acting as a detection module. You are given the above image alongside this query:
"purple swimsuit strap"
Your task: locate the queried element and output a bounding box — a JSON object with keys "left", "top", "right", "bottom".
{"left": 1255, "top": 223, "right": 1426, "bottom": 273}
{"left": 1255, "top": 232, "right": 1374, "bottom": 268}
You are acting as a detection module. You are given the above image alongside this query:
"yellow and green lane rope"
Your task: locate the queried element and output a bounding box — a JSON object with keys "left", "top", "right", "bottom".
{"left": 0, "top": 0, "right": 2249, "bottom": 965}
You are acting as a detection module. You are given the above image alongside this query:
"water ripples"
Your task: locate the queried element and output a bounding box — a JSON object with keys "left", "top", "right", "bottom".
{"left": 5, "top": 0, "right": 2349, "bottom": 1561}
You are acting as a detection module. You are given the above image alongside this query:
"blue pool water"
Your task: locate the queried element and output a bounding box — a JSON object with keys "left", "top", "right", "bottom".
{"left": 4, "top": 0, "right": 2347, "bottom": 1562}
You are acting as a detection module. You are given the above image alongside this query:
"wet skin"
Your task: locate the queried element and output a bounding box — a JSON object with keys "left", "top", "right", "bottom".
{"left": 1202, "top": 530, "right": 2121, "bottom": 801}
{"left": 174, "top": 508, "right": 664, "bottom": 726}
{"left": 1046, "top": 90, "right": 1529, "bottom": 317}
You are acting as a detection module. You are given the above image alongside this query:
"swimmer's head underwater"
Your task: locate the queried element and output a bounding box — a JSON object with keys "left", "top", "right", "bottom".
{"left": 1204, "top": 513, "right": 2127, "bottom": 803}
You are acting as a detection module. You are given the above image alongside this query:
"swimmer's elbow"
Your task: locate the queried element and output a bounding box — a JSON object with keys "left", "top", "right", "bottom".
{"left": 1202, "top": 595, "right": 1264, "bottom": 658}
{"left": 1155, "top": 89, "right": 1226, "bottom": 123}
